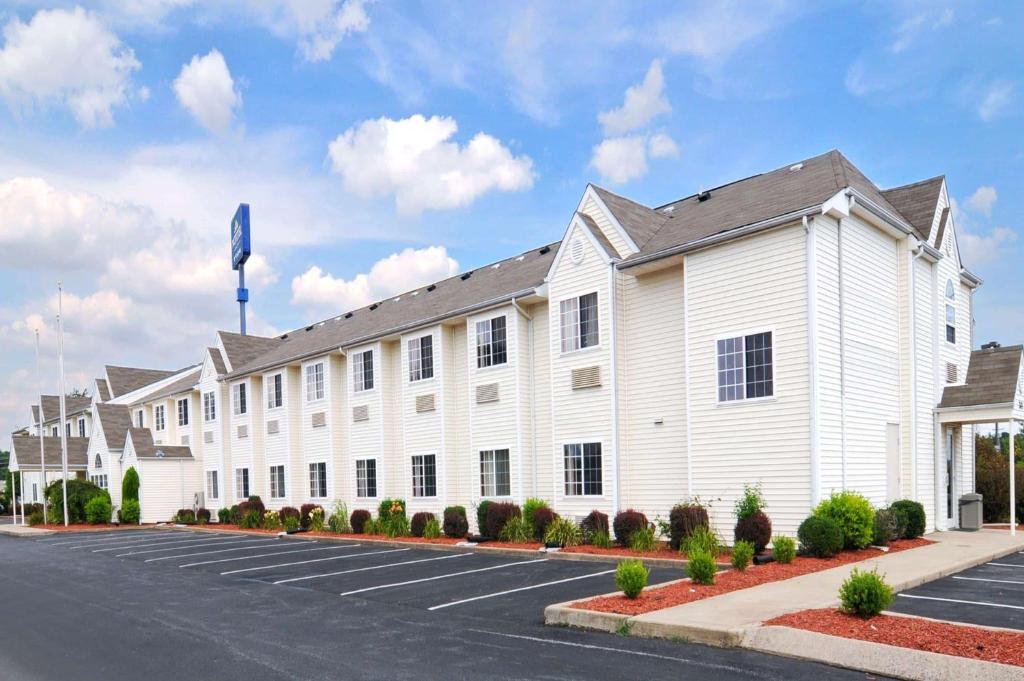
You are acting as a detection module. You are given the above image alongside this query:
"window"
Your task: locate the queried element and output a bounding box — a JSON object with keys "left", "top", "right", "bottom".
{"left": 51, "top": 426, "right": 58, "bottom": 437}
{"left": 563, "top": 442, "right": 603, "bottom": 496}
{"left": 475, "top": 316, "right": 507, "bottom": 368}
{"left": 305, "top": 362, "right": 325, "bottom": 401}
{"left": 95, "top": 454, "right": 102, "bottom": 469}
{"left": 235, "top": 468, "right": 250, "bottom": 500}
{"left": 411, "top": 454, "right": 437, "bottom": 497}
{"left": 352, "top": 351, "right": 374, "bottom": 392}
{"left": 232, "top": 382, "right": 247, "bottom": 416}
{"left": 560, "top": 292, "right": 599, "bottom": 353}
{"left": 716, "top": 331, "right": 774, "bottom": 402}
{"left": 945, "top": 280, "right": 956, "bottom": 344}
{"left": 203, "top": 391, "right": 216, "bottom": 421}
{"left": 90, "top": 474, "right": 108, "bottom": 489}
{"left": 206, "top": 470, "right": 219, "bottom": 500}
{"left": 32, "top": 483, "right": 37, "bottom": 502}
{"left": 66, "top": 422, "right": 72, "bottom": 438}
{"left": 78, "top": 418, "right": 86, "bottom": 438}
{"left": 479, "top": 449, "right": 511, "bottom": 497}
{"left": 309, "top": 462, "right": 327, "bottom": 498}
{"left": 356, "top": 459, "right": 377, "bottom": 498}
{"left": 267, "top": 373, "right": 283, "bottom": 409}
{"left": 177, "top": 397, "right": 189, "bottom": 426}
{"left": 269, "top": 465, "right": 286, "bottom": 499}
{"left": 154, "top": 405, "right": 165, "bottom": 431}
{"left": 408, "top": 335, "right": 434, "bottom": 382}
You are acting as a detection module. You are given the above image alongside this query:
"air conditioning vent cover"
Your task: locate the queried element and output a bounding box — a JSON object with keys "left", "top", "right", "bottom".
{"left": 352, "top": 405, "right": 369, "bottom": 422}
{"left": 571, "top": 366, "right": 602, "bottom": 390}
{"left": 266, "top": 420, "right": 279, "bottom": 435}
{"left": 476, "top": 383, "right": 499, "bottom": 404}
{"left": 415, "top": 393, "right": 436, "bottom": 413}
{"left": 312, "top": 412, "right": 327, "bottom": 428}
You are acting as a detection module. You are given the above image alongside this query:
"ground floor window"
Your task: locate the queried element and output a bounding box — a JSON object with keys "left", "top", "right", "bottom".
{"left": 356, "top": 459, "right": 377, "bottom": 498}
{"left": 206, "top": 470, "right": 219, "bottom": 501}
{"left": 479, "top": 449, "right": 511, "bottom": 497}
{"left": 90, "top": 474, "right": 108, "bottom": 489}
{"left": 309, "top": 462, "right": 327, "bottom": 498}
{"left": 31, "top": 483, "right": 38, "bottom": 502}
{"left": 269, "top": 465, "right": 286, "bottom": 499}
{"left": 235, "top": 468, "right": 249, "bottom": 500}
{"left": 411, "top": 454, "right": 436, "bottom": 497}
{"left": 564, "top": 442, "right": 602, "bottom": 496}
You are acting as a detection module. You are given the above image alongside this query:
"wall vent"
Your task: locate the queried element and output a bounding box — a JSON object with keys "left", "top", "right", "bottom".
{"left": 476, "top": 383, "right": 499, "bottom": 404}
{"left": 237, "top": 425, "right": 248, "bottom": 439}
{"left": 569, "top": 238, "right": 585, "bottom": 265}
{"left": 180, "top": 435, "right": 190, "bottom": 446}
{"left": 312, "top": 412, "right": 327, "bottom": 428}
{"left": 352, "top": 405, "right": 369, "bottom": 422}
{"left": 415, "top": 393, "right": 436, "bottom": 413}
{"left": 203, "top": 431, "right": 214, "bottom": 444}
{"left": 572, "top": 366, "right": 602, "bottom": 390}
{"left": 946, "top": 363, "right": 958, "bottom": 384}
{"left": 266, "top": 420, "right": 279, "bottom": 435}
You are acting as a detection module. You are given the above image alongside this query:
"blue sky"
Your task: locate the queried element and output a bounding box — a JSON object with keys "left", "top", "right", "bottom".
{"left": 0, "top": 1, "right": 1021, "bottom": 439}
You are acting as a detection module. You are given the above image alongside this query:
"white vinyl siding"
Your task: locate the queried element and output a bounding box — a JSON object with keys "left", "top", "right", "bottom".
{"left": 305, "top": 362, "right": 325, "bottom": 401}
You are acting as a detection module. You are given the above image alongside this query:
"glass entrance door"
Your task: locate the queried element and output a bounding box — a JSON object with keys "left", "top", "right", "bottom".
{"left": 945, "top": 428, "right": 957, "bottom": 527}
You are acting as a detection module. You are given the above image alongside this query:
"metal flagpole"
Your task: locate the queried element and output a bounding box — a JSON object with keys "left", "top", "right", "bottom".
{"left": 19, "top": 471, "right": 25, "bottom": 525}
{"left": 36, "top": 329, "right": 47, "bottom": 524}
{"left": 57, "top": 282, "right": 69, "bottom": 527}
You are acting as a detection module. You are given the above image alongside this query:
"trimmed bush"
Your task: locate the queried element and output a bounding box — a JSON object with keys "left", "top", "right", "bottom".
{"left": 839, "top": 568, "right": 894, "bottom": 617}
{"left": 731, "top": 540, "right": 754, "bottom": 571}
{"left": 522, "top": 497, "right": 549, "bottom": 537}
{"left": 217, "top": 507, "right": 232, "bottom": 524}
{"left": 443, "top": 505, "right": 469, "bottom": 538}
{"left": 543, "top": 516, "right": 583, "bottom": 547}
{"left": 119, "top": 499, "right": 141, "bottom": 525}
{"left": 873, "top": 507, "right": 899, "bottom": 546}
{"left": 615, "top": 559, "right": 649, "bottom": 599}
{"left": 262, "top": 510, "right": 281, "bottom": 530}
{"left": 350, "top": 509, "right": 371, "bottom": 534}
{"left": 499, "top": 516, "right": 531, "bottom": 543}
{"left": 196, "top": 508, "right": 211, "bottom": 525}
{"left": 485, "top": 502, "right": 522, "bottom": 541}
{"left": 669, "top": 503, "right": 709, "bottom": 550}
{"left": 246, "top": 496, "right": 266, "bottom": 515}
{"left": 411, "top": 511, "right": 435, "bottom": 538}
{"left": 798, "top": 515, "right": 844, "bottom": 558}
{"left": 328, "top": 501, "right": 350, "bottom": 533}
{"left": 27, "top": 507, "right": 45, "bottom": 526}
{"left": 613, "top": 509, "right": 648, "bottom": 547}
{"left": 476, "top": 500, "right": 494, "bottom": 536}
{"left": 734, "top": 483, "right": 766, "bottom": 521}
{"left": 279, "top": 506, "right": 300, "bottom": 526}
{"left": 630, "top": 525, "right": 657, "bottom": 552}
{"left": 531, "top": 507, "right": 557, "bottom": 542}
{"left": 581, "top": 510, "right": 610, "bottom": 544}
{"left": 300, "top": 504, "right": 324, "bottom": 530}
{"left": 687, "top": 548, "right": 717, "bottom": 585}
{"left": 813, "top": 491, "right": 875, "bottom": 550}
{"left": 240, "top": 508, "right": 262, "bottom": 529}
{"left": 423, "top": 516, "right": 442, "bottom": 539}
{"left": 734, "top": 510, "right": 772, "bottom": 553}
{"left": 283, "top": 515, "right": 300, "bottom": 532}
{"left": 772, "top": 535, "right": 797, "bottom": 564}
{"left": 45, "top": 478, "right": 108, "bottom": 525}
{"left": 378, "top": 498, "right": 406, "bottom": 523}
{"left": 122, "top": 467, "right": 140, "bottom": 503}
{"left": 890, "top": 500, "right": 926, "bottom": 539}
{"left": 681, "top": 526, "right": 721, "bottom": 557}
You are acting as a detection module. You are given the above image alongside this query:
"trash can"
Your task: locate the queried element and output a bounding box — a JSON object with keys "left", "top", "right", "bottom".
{"left": 959, "top": 493, "right": 983, "bottom": 531}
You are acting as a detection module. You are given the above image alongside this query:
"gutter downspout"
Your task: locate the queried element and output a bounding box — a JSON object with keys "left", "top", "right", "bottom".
{"left": 804, "top": 216, "right": 821, "bottom": 507}
{"left": 607, "top": 263, "right": 621, "bottom": 515}
{"left": 838, "top": 217, "right": 847, "bottom": 489}
{"left": 909, "top": 242, "right": 927, "bottom": 502}
{"left": 511, "top": 299, "right": 537, "bottom": 499}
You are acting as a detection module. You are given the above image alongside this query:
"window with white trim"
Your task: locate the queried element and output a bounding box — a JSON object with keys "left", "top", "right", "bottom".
{"left": 95, "top": 453, "right": 102, "bottom": 469}
{"left": 563, "top": 442, "right": 602, "bottom": 496}
{"left": 206, "top": 470, "right": 219, "bottom": 500}
{"left": 411, "top": 454, "right": 437, "bottom": 497}
{"left": 78, "top": 418, "right": 86, "bottom": 438}
{"left": 305, "top": 362, "right": 325, "bottom": 401}
{"left": 51, "top": 426, "right": 58, "bottom": 437}
{"left": 479, "top": 449, "right": 511, "bottom": 497}
{"left": 356, "top": 459, "right": 377, "bottom": 498}
{"left": 945, "top": 280, "right": 956, "bottom": 344}
{"left": 408, "top": 335, "right": 434, "bottom": 382}
{"left": 235, "top": 467, "right": 250, "bottom": 500}
{"left": 154, "top": 404, "right": 165, "bottom": 431}
{"left": 177, "top": 397, "right": 189, "bottom": 426}
{"left": 560, "top": 292, "right": 599, "bottom": 353}
{"left": 267, "top": 373, "right": 283, "bottom": 409}
{"left": 90, "top": 474, "right": 108, "bottom": 489}
{"left": 475, "top": 316, "right": 507, "bottom": 368}
{"left": 232, "top": 382, "right": 247, "bottom": 416}
{"left": 135, "top": 410, "right": 144, "bottom": 428}
{"left": 203, "top": 391, "right": 216, "bottom": 421}
{"left": 309, "top": 462, "right": 327, "bottom": 498}
{"left": 352, "top": 351, "right": 374, "bottom": 392}
{"left": 716, "top": 331, "right": 773, "bottom": 402}
{"left": 269, "top": 465, "right": 286, "bottom": 499}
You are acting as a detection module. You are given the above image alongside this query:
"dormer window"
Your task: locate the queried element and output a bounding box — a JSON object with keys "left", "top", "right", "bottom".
{"left": 945, "top": 280, "right": 956, "bottom": 344}
{"left": 154, "top": 404, "right": 165, "bottom": 431}
{"left": 135, "top": 410, "right": 144, "bottom": 428}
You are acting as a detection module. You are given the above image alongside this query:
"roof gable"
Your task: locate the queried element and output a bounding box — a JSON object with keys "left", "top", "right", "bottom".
{"left": 105, "top": 365, "right": 177, "bottom": 398}
{"left": 939, "top": 345, "right": 1023, "bottom": 409}
{"left": 546, "top": 213, "right": 614, "bottom": 282}
{"left": 94, "top": 403, "right": 132, "bottom": 451}
{"left": 880, "top": 176, "right": 944, "bottom": 242}
{"left": 217, "top": 331, "right": 283, "bottom": 373}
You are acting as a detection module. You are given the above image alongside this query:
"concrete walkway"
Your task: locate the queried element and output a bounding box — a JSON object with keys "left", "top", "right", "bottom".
{"left": 0, "top": 524, "right": 55, "bottom": 537}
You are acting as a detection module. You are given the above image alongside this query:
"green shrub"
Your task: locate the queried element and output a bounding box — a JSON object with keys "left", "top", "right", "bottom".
{"left": 522, "top": 497, "right": 549, "bottom": 536}
{"left": 283, "top": 515, "right": 300, "bottom": 532}
{"left": 873, "top": 507, "right": 898, "bottom": 546}
{"left": 485, "top": 502, "right": 521, "bottom": 540}
{"left": 544, "top": 516, "right": 583, "bottom": 547}
{"left": 731, "top": 540, "right": 754, "bottom": 571}
{"left": 121, "top": 467, "right": 140, "bottom": 503}
{"left": 423, "top": 516, "right": 442, "bottom": 539}
{"left": 119, "top": 499, "right": 140, "bottom": 525}
{"left": 378, "top": 498, "right": 407, "bottom": 523}
{"left": 45, "top": 478, "right": 107, "bottom": 524}
{"left": 240, "top": 509, "right": 262, "bottom": 529}
{"left": 411, "top": 512, "right": 435, "bottom": 537}
{"left": 196, "top": 508, "right": 211, "bottom": 525}
{"left": 890, "top": 500, "right": 926, "bottom": 539}
{"left": 612, "top": 509, "right": 648, "bottom": 547}
{"left": 798, "top": 515, "right": 844, "bottom": 558}
{"left": 174, "top": 508, "right": 196, "bottom": 524}
{"left": 383, "top": 513, "right": 409, "bottom": 538}
{"left": 734, "top": 510, "right": 772, "bottom": 553}
{"left": 363, "top": 517, "right": 379, "bottom": 535}
{"left": 300, "top": 504, "right": 324, "bottom": 530}
{"left": 681, "top": 526, "right": 720, "bottom": 557}
{"left": 443, "top": 506, "right": 468, "bottom": 538}
{"left": 629, "top": 525, "right": 657, "bottom": 552}
{"left": 839, "top": 568, "right": 894, "bottom": 617}
{"left": 28, "top": 508, "right": 45, "bottom": 526}
{"left": 669, "top": 503, "right": 709, "bottom": 550}
{"left": 772, "top": 535, "right": 796, "bottom": 564}
{"left": 499, "top": 516, "right": 532, "bottom": 543}
{"left": 814, "top": 491, "right": 874, "bottom": 550}
{"left": 591, "top": 529, "right": 613, "bottom": 548}
{"left": 531, "top": 507, "right": 558, "bottom": 542}
{"left": 262, "top": 510, "right": 281, "bottom": 530}
{"left": 734, "top": 483, "right": 766, "bottom": 521}
{"left": 581, "top": 510, "right": 610, "bottom": 543}
{"left": 328, "top": 501, "right": 350, "bottom": 533}
{"left": 687, "top": 548, "right": 717, "bottom": 585}
{"left": 615, "top": 559, "right": 649, "bottom": 599}
{"left": 308, "top": 506, "right": 326, "bottom": 532}
{"left": 85, "top": 496, "right": 112, "bottom": 525}
{"left": 217, "top": 507, "right": 233, "bottom": 524}
{"left": 476, "top": 500, "right": 493, "bottom": 536}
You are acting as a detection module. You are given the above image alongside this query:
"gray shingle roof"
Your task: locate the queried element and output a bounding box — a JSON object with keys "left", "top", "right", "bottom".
{"left": 590, "top": 186, "right": 669, "bottom": 251}
{"left": 95, "top": 379, "right": 111, "bottom": 401}
{"left": 127, "top": 428, "right": 193, "bottom": 459}
{"left": 218, "top": 332, "right": 283, "bottom": 372}
{"left": 209, "top": 348, "right": 227, "bottom": 375}
{"left": 224, "top": 242, "right": 559, "bottom": 379}
{"left": 880, "top": 176, "right": 944, "bottom": 241}
{"left": 576, "top": 213, "right": 618, "bottom": 259}
{"left": 39, "top": 394, "right": 91, "bottom": 422}
{"left": 135, "top": 368, "right": 200, "bottom": 404}
{"left": 105, "top": 366, "right": 178, "bottom": 398}
{"left": 10, "top": 435, "right": 89, "bottom": 470}
{"left": 939, "top": 345, "right": 1023, "bottom": 409}
{"left": 95, "top": 403, "right": 132, "bottom": 450}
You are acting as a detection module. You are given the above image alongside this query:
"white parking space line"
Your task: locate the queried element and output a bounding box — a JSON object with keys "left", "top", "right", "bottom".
{"left": 273, "top": 552, "right": 470, "bottom": 585}
{"left": 61, "top": 533, "right": 182, "bottom": 549}
{"left": 144, "top": 540, "right": 281, "bottom": 562}
{"left": 898, "top": 593, "right": 1024, "bottom": 610}
{"left": 428, "top": 569, "right": 616, "bottom": 611}
{"left": 48, "top": 533, "right": 173, "bottom": 547}
{"left": 221, "top": 548, "right": 409, "bottom": 575}
{"left": 180, "top": 544, "right": 359, "bottom": 568}
{"left": 953, "top": 576, "right": 1024, "bottom": 586}
{"left": 340, "top": 558, "right": 548, "bottom": 597}
{"left": 91, "top": 535, "right": 223, "bottom": 552}
{"left": 115, "top": 537, "right": 270, "bottom": 557}
{"left": 986, "top": 562, "right": 1024, "bottom": 569}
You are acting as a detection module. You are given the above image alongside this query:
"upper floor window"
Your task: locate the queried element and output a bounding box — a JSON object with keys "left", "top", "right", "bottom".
{"left": 177, "top": 397, "right": 189, "bottom": 426}
{"left": 203, "top": 391, "right": 216, "bottom": 422}
{"left": 78, "top": 418, "right": 86, "bottom": 438}
{"left": 560, "top": 292, "right": 599, "bottom": 353}
{"left": 352, "top": 351, "right": 374, "bottom": 392}
{"left": 267, "top": 373, "right": 283, "bottom": 409}
{"left": 232, "top": 382, "right": 247, "bottom": 416}
{"left": 135, "top": 410, "right": 143, "bottom": 428}
{"left": 66, "top": 422, "right": 72, "bottom": 438}
{"left": 51, "top": 426, "right": 58, "bottom": 437}
{"left": 154, "top": 405, "right": 165, "bottom": 431}
{"left": 717, "top": 331, "right": 774, "bottom": 402}
{"left": 95, "top": 453, "right": 102, "bottom": 469}
{"left": 408, "top": 335, "right": 434, "bottom": 382}
{"left": 306, "top": 362, "right": 325, "bottom": 401}
{"left": 476, "top": 316, "right": 507, "bottom": 368}
{"left": 945, "top": 280, "right": 956, "bottom": 344}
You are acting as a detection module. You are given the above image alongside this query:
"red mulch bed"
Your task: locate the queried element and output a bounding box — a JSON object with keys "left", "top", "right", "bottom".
{"left": 477, "top": 540, "right": 544, "bottom": 551}
{"left": 195, "top": 524, "right": 282, "bottom": 535}
{"left": 573, "top": 538, "right": 933, "bottom": 616}
{"left": 767, "top": 608, "right": 1024, "bottom": 667}
{"left": 562, "top": 543, "right": 726, "bottom": 562}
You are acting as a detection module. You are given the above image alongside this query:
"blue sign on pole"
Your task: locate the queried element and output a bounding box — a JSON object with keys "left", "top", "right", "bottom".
{"left": 231, "top": 203, "right": 251, "bottom": 271}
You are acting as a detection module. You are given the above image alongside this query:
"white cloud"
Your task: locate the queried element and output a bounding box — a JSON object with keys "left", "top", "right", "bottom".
{"left": 327, "top": 114, "right": 535, "bottom": 214}
{"left": 959, "top": 226, "right": 1017, "bottom": 267}
{"left": 647, "top": 133, "right": 680, "bottom": 159}
{"left": 173, "top": 49, "right": 242, "bottom": 134}
{"left": 295, "top": 0, "right": 370, "bottom": 62}
{"left": 598, "top": 59, "right": 671, "bottom": 136}
{"left": 890, "top": 8, "right": 954, "bottom": 54}
{"left": 291, "top": 246, "right": 459, "bottom": 317}
{"left": 966, "top": 185, "right": 997, "bottom": 217}
{"left": 653, "top": 1, "right": 796, "bottom": 61}
{"left": 978, "top": 81, "right": 1015, "bottom": 121}
{"left": 589, "top": 136, "right": 648, "bottom": 184}
{"left": 0, "top": 7, "right": 140, "bottom": 128}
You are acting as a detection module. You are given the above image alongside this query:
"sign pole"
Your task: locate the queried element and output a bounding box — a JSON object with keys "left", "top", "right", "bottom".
{"left": 238, "top": 264, "right": 246, "bottom": 335}
{"left": 57, "top": 282, "right": 69, "bottom": 527}
{"left": 231, "top": 203, "right": 251, "bottom": 336}
{"left": 35, "top": 330, "right": 47, "bottom": 524}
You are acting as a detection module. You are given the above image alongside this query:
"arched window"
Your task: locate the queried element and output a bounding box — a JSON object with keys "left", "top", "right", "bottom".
{"left": 945, "top": 279, "right": 955, "bottom": 300}
{"left": 95, "top": 454, "right": 102, "bottom": 469}
{"left": 945, "top": 280, "right": 956, "bottom": 344}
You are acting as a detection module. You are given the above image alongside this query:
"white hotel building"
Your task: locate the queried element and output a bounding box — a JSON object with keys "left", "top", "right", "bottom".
{"left": 10, "top": 150, "right": 1024, "bottom": 535}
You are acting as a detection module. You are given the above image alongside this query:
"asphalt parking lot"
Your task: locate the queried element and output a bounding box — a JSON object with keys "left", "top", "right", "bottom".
{"left": 0, "top": 529, "right": 885, "bottom": 681}
{"left": 888, "top": 547, "right": 1024, "bottom": 631}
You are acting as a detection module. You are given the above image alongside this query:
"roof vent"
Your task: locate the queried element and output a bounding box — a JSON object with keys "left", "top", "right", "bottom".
{"left": 280, "top": 333, "right": 289, "bottom": 339}
{"left": 539, "top": 246, "right": 550, "bottom": 254}
{"left": 344, "top": 312, "right": 353, "bottom": 319}
{"left": 789, "top": 163, "right": 803, "bottom": 172}
{"left": 427, "top": 284, "right": 436, "bottom": 292}
{"left": 697, "top": 189, "right": 711, "bottom": 202}
{"left": 460, "top": 272, "right": 472, "bottom": 281}
{"left": 305, "top": 325, "right": 313, "bottom": 331}
{"left": 982, "top": 341, "right": 1001, "bottom": 350}
{"left": 369, "top": 303, "right": 378, "bottom": 311}
{"left": 516, "top": 255, "right": 525, "bottom": 262}
{"left": 660, "top": 205, "right": 675, "bottom": 213}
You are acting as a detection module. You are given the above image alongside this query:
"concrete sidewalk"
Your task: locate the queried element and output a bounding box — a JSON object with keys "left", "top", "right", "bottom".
{"left": 0, "top": 524, "right": 56, "bottom": 537}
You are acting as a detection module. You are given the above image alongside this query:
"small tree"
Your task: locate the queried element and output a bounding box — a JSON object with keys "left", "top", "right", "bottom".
{"left": 122, "top": 467, "right": 140, "bottom": 503}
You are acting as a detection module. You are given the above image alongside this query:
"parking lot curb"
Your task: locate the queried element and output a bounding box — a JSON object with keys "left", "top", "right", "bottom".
{"left": 0, "top": 525, "right": 56, "bottom": 537}
{"left": 744, "top": 625, "right": 1023, "bottom": 681}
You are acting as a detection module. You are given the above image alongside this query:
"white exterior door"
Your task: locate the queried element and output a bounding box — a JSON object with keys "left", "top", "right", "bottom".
{"left": 944, "top": 427, "right": 958, "bottom": 528}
